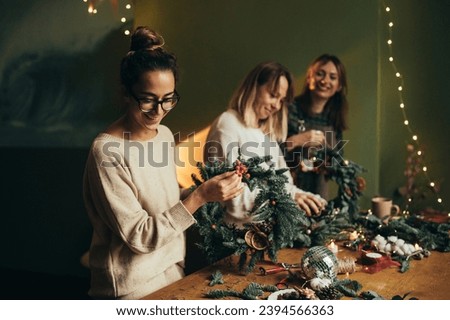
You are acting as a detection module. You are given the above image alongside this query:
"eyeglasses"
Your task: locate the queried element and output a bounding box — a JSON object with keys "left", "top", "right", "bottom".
{"left": 131, "top": 91, "right": 180, "bottom": 113}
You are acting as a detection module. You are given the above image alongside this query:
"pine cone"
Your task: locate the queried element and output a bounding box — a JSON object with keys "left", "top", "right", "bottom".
{"left": 296, "top": 287, "right": 319, "bottom": 300}
{"left": 316, "top": 286, "right": 343, "bottom": 300}
{"left": 278, "top": 291, "right": 300, "bottom": 300}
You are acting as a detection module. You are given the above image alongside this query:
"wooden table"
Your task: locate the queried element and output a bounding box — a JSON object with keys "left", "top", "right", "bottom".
{"left": 142, "top": 247, "right": 450, "bottom": 300}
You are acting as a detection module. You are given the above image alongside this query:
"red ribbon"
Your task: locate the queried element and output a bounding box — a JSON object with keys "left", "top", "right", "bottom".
{"left": 359, "top": 251, "right": 401, "bottom": 274}
{"left": 259, "top": 266, "right": 286, "bottom": 275}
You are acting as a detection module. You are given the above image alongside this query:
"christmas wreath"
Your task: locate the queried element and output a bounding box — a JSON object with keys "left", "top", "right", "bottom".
{"left": 304, "top": 147, "right": 366, "bottom": 245}
{"left": 191, "top": 148, "right": 366, "bottom": 273}
{"left": 192, "top": 155, "right": 311, "bottom": 273}
{"left": 191, "top": 146, "right": 448, "bottom": 278}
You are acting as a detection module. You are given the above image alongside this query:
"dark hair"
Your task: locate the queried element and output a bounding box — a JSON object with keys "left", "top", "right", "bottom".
{"left": 120, "top": 26, "right": 178, "bottom": 92}
{"left": 296, "top": 54, "right": 348, "bottom": 131}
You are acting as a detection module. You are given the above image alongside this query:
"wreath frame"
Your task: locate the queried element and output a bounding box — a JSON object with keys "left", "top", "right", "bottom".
{"left": 191, "top": 148, "right": 366, "bottom": 273}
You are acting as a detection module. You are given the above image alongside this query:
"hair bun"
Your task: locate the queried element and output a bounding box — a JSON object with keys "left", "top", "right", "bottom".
{"left": 129, "top": 26, "right": 165, "bottom": 52}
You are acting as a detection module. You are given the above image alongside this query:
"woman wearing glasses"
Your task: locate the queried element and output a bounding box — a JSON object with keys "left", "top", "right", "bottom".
{"left": 83, "top": 27, "right": 242, "bottom": 299}
{"left": 203, "top": 61, "right": 326, "bottom": 227}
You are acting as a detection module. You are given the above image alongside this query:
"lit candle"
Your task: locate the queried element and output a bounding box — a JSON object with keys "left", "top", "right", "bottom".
{"left": 349, "top": 231, "right": 358, "bottom": 241}
{"left": 328, "top": 240, "right": 338, "bottom": 254}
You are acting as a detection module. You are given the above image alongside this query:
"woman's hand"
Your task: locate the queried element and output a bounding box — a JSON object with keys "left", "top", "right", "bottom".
{"left": 198, "top": 171, "right": 243, "bottom": 202}
{"left": 294, "top": 192, "right": 327, "bottom": 216}
{"left": 182, "top": 171, "right": 243, "bottom": 214}
{"left": 286, "top": 130, "right": 325, "bottom": 151}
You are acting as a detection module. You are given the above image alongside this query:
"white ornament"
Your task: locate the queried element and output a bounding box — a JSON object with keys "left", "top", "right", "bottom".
{"left": 387, "top": 236, "right": 398, "bottom": 243}
{"left": 396, "top": 247, "right": 405, "bottom": 256}
{"left": 301, "top": 246, "right": 339, "bottom": 280}
{"left": 310, "top": 277, "right": 332, "bottom": 290}
{"left": 384, "top": 243, "right": 392, "bottom": 252}
{"left": 402, "top": 244, "right": 411, "bottom": 255}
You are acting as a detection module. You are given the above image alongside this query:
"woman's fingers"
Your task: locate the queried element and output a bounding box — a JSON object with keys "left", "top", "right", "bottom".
{"left": 297, "top": 200, "right": 312, "bottom": 216}
{"left": 304, "top": 197, "right": 320, "bottom": 215}
{"left": 218, "top": 171, "right": 243, "bottom": 191}
{"left": 221, "top": 186, "right": 244, "bottom": 201}
{"left": 295, "top": 193, "right": 325, "bottom": 216}
{"left": 313, "top": 130, "right": 325, "bottom": 144}
{"left": 204, "top": 171, "right": 243, "bottom": 201}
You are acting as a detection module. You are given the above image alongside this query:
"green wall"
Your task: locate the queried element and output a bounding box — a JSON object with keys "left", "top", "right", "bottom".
{"left": 379, "top": 0, "right": 450, "bottom": 211}
{"left": 0, "top": 0, "right": 132, "bottom": 282}
{"left": 136, "top": 0, "right": 380, "bottom": 207}
{"left": 135, "top": 0, "right": 449, "bottom": 212}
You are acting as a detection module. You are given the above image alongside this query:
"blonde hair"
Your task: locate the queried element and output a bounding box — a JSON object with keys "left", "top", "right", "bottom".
{"left": 228, "top": 61, "right": 294, "bottom": 142}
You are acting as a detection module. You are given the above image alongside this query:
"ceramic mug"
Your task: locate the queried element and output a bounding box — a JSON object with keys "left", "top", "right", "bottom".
{"left": 371, "top": 197, "right": 400, "bottom": 221}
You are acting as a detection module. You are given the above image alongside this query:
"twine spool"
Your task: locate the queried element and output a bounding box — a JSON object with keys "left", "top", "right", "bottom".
{"left": 337, "top": 257, "right": 357, "bottom": 274}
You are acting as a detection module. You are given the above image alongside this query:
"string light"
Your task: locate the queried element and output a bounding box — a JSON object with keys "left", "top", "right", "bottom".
{"left": 82, "top": 1, "right": 134, "bottom": 36}
{"left": 382, "top": 1, "right": 444, "bottom": 209}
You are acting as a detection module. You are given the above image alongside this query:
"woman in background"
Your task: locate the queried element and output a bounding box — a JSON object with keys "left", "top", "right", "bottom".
{"left": 284, "top": 54, "right": 349, "bottom": 199}
{"left": 83, "top": 27, "right": 242, "bottom": 299}
{"left": 204, "top": 61, "right": 326, "bottom": 227}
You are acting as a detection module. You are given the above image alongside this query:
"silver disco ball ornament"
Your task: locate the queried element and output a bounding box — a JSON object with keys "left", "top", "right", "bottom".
{"left": 301, "top": 246, "right": 338, "bottom": 280}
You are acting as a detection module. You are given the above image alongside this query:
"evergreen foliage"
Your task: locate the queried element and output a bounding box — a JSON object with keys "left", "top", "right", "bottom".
{"left": 204, "top": 282, "right": 278, "bottom": 300}
{"left": 192, "top": 147, "right": 449, "bottom": 274}
{"left": 208, "top": 270, "right": 224, "bottom": 286}
{"left": 307, "top": 148, "right": 366, "bottom": 245}
{"left": 192, "top": 154, "right": 311, "bottom": 272}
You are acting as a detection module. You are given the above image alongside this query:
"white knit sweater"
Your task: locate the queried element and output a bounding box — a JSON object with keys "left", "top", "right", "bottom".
{"left": 204, "top": 109, "right": 308, "bottom": 226}
{"left": 83, "top": 125, "right": 195, "bottom": 299}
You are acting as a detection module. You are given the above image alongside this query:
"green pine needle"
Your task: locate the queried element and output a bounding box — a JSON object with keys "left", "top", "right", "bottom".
{"left": 209, "top": 270, "right": 224, "bottom": 286}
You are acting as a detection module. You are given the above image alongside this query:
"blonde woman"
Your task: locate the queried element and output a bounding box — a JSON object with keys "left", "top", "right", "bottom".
{"left": 204, "top": 61, "right": 326, "bottom": 227}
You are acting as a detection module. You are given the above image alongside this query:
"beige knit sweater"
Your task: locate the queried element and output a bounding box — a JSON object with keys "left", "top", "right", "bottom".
{"left": 83, "top": 125, "right": 196, "bottom": 299}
